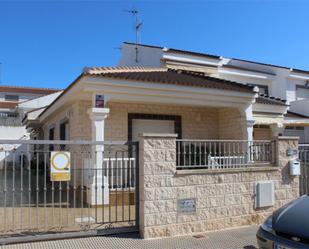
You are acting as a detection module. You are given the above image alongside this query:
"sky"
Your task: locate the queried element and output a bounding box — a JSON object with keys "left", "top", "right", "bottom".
{"left": 0, "top": 0, "right": 309, "bottom": 89}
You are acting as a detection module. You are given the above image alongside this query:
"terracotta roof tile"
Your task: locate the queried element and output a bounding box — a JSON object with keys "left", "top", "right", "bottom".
{"left": 0, "top": 101, "right": 18, "bottom": 109}
{"left": 83, "top": 66, "right": 167, "bottom": 74}
{"left": 256, "top": 95, "right": 287, "bottom": 106}
{"left": 0, "top": 85, "right": 61, "bottom": 95}
{"left": 84, "top": 67, "right": 255, "bottom": 93}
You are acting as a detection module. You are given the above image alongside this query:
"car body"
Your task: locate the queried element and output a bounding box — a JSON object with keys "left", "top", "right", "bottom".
{"left": 257, "top": 195, "right": 309, "bottom": 249}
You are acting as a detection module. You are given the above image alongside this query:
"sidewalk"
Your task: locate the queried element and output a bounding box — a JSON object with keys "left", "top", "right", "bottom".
{"left": 2, "top": 225, "right": 258, "bottom": 249}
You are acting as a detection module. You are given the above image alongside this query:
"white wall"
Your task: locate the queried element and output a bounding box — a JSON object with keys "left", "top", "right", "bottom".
{"left": 290, "top": 99, "right": 309, "bottom": 116}
{"left": 18, "top": 91, "right": 62, "bottom": 111}
{"left": 118, "top": 43, "right": 163, "bottom": 67}
{"left": 0, "top": 126, "right": 29, "bottom": 167}
{"left": 0, "top": 92, "right": 45, "bottom": 102}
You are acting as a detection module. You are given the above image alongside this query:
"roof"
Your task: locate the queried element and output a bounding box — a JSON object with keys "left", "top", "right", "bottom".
{"left": 255, "top": 95, "right": 288, "bottom": 106}
{"left": 39, "top": 67, "right": 255, "bottom": 120}
{"left": 83, "top": 67, "right": 255, "bottom": 93}
{"left": 124, "top": 42, "right": 221, "bottom": 59}
{"left": 0, "top": 85, "right": 61, "bottom": 95}
{"left": 0, "top": 101, "right": 18, "bottom": 109}
{"left": 124, "top": 42, "right": 309, "bottom": 74}
{"left": 165, "top": 48, "right": 221, "bottom": 59}
{"left": 285, "top": 111, "right": 309, "bottom": 119}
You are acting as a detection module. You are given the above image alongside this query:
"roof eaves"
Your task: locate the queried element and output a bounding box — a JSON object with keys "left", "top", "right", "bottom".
{"left": 285, "top": 111, "right": 309, "bottom": 119}
{"left": 38, "top": 74, "right": 84, "bottom": 120}
{"left": 256, "top": 95, "right": 288, "bottom": 106}
{"left": 123, "top": 42, "right": 164, "bottom": 50}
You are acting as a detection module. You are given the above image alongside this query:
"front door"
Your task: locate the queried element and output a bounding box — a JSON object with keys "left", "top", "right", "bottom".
{"left": 132, "top": 119, "right": 175, "bottom": 141}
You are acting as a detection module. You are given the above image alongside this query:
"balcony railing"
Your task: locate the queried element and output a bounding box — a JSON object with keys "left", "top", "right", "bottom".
{"left": 176, "top": 140, "right": 276, "bottom": 170}
{"left": 0, "top": 113, "right": 23, "bottom": 126}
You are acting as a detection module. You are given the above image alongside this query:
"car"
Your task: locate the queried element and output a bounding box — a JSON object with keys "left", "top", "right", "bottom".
{"left": 257, "top": 195, "right": 309, "bottom": 249}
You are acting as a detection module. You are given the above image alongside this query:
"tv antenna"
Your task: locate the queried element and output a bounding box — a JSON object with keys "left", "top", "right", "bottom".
{"left": 124, "top": 8, "right": 142, "bottom": 62}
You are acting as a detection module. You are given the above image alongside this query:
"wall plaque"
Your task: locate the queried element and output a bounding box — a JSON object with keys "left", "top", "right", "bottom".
{"left": 286, "top": 148, "right": 298, "bottom": 157}
{"left": 177, "top": 198, "right": 196, "bottom": 214}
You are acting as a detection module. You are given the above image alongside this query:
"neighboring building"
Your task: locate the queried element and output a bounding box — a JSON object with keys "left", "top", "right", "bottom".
{"left": 0, "top": 85, "right": 61, "bottom": 166}
{"left": 0, "top": 85, "right": 61, "bottom": 140}
{"left": 118, "top": 42, "right": 309, "bottom": 143}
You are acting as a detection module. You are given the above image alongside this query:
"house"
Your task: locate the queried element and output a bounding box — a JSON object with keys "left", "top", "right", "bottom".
{"left": 0, "top": 85, "right": 60, "bottom": 139}
{"left": 17, "top": 66, "right": 300, "bottom": 239}
{"left": 118, "top": 42, "right": 309, "bottom": 143}
{"left": 20, "top": 66, "right": 286, "bottom": 204}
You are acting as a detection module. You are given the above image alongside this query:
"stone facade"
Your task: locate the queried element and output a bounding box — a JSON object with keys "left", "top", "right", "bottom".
{"left": 139, "top": 134, "right": 299, "bottom": 239}
{"left": 105, "top": 102, "right": 246, "bottom": 141}
{"left": 253, "top": 126, "right": 272, "bottom": 140}
{"left": 41, "top": 101, "right": 247, "bottom": 141}
{"left": 42, "top": 100, "right": 91, "bottom": 140}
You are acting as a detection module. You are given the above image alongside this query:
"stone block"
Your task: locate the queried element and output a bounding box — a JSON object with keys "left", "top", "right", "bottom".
{"left": 144, "top": 200, "right": 166, "bottom": 214}
{"left": 144, "top": 226, "right": 167, "bottom": 238}
{"left": 155, "top": 187, "right": 177, "bottom": 200}
{"left": 172, "top": 176, "right": 186, "bottom": 186}
{"left": 275, "top": 189, "right": 287, "bottom": 200}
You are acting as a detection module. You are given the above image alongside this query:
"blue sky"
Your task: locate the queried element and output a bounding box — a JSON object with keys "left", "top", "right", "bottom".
{"left": 0, "top": 0, "right": 309, "bottom": 89}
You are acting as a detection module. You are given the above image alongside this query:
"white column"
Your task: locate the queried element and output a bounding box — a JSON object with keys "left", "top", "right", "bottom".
{"left": 243, "top": 104, "right": 255, "bottom": 141}
{"left": 88, "top": 107, "right": 110, "bottom": 206}
{"left": 242, "top": 105, "right": 255, "bottom": 162}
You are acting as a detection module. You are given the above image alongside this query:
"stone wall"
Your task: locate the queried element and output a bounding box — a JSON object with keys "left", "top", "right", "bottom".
{"left": 139, "top": 134, "right": 299, "bottom": 239}
{"left": 42, "top": 100, "right": 91, "bottom": 140}
{"left": 253, "top": 126, "right": 272, "bottom": 140}
{"left": 218, "top": 108, "right": 246, "bottom": 140}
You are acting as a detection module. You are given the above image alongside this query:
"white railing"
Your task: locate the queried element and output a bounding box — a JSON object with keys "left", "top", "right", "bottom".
{"left": 104, "top": 157, "right": 136, "bottom": 190}
{"left": 176, "top": 140, "right": 276, "bottom": 170}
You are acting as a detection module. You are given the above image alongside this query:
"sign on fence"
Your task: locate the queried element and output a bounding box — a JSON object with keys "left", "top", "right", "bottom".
{"left": 50, "top": 151, "right": 71, "bottom": 181}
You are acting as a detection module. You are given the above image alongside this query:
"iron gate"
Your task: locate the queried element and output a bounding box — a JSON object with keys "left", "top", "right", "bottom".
{"left": 299, "top": 144, "right": 309, "bottom": 195}
{"left": 0, "top": 139, "right": 139, "bottom": 244}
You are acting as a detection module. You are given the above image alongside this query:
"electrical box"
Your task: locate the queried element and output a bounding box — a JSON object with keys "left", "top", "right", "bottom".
{"left": 256, "top": 181, "right": 274, "bottom": 208}
{"left": 290, "top": 160, "right": 301, "bottom": 176}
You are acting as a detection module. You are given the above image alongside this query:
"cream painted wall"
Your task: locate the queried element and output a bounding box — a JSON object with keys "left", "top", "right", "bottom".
{"left": 41, "top": 100, "right": 247, "bottom": 142}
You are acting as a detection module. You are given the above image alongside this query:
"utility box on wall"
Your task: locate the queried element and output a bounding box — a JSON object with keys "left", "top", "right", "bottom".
{"left": 256, "top": 181, "right": 274, "bottom": 208}
{"left": 290, "top": 160, "right": 301, "bottom": 176}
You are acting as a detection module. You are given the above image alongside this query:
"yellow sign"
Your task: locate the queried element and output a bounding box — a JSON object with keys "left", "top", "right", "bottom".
{"left": 50, "top": 151, "right": 71, "bottom": 181}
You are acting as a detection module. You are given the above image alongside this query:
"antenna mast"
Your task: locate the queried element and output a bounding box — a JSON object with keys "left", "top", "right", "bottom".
{"left": 125, "top": 8, "right": 142, "bottom": 63}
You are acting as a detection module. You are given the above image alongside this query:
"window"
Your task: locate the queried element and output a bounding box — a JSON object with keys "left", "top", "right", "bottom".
{"left": 255, "top": 85, "right": 269, "bottom": 95}
{"left": 60, "top": 121, "right": 69, "bottom": 150}
{"left": 285, "top": 126, "right": 304, "bottom": 131}
{"left": 5, "top": 95, "right": 19, "bottom": 101}
{"left": 49, "top": 127, "right": 55, "bottom": 151}
{"left": 296, "top": 85, "right": 309, "bottom": 100}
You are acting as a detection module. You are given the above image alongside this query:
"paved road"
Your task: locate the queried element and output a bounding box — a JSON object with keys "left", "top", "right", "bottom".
{"left": 2, "top": 225, "right": 259, "bottom": 249}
